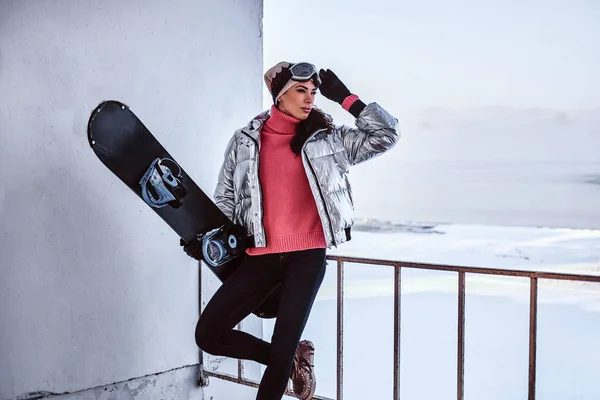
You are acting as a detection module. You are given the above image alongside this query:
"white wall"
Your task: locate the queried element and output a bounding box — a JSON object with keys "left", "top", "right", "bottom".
{"left": 0, "top": 1, "right": 263, "bottom": 399}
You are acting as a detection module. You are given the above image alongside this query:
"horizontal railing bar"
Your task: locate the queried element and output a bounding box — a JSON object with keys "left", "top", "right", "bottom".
{"left": 202, "top": 370, "right": 335, "bottom": 400}
{"left": 326, "top": 255, "right": 600, "bottom": 282}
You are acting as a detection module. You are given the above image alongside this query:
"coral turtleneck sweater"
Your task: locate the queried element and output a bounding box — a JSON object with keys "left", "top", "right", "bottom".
{"left": 245, "top": 105, "right": 327, "bottom": 255}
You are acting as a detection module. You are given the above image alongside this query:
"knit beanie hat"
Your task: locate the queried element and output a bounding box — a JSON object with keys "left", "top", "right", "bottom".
{"left": 264, "top": 61, "right": 320, "bottom": 104}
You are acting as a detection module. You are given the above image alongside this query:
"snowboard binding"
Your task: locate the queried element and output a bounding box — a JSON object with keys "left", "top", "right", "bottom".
{"left": 140, "top": 157, "right": 187, "bottom": 208}
{"left": 201, "top": 223, "right": 253, "bottom": 267}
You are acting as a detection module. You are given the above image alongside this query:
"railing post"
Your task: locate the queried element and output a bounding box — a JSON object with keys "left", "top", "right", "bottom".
{"left": 237, "top": 321, "right": 244, "bottom": 382}
{"left": 393, "top": 265, "right": 401, "bottom": 400}
{"left": 337, "top": 259, "right": 344, "bottom": 400}
{"left": 198, "top": 261, "right": 209, "bottom": 387}
{"left": 529, "top": 277, "right": 538, "bottom": 400}
{"left": 457, "top": 272, "right": 465, "bottom": 400}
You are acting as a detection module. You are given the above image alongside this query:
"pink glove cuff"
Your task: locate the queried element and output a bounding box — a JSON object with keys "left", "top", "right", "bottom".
{"left": 341, "top": 94, "right": 360, "bottom": 111}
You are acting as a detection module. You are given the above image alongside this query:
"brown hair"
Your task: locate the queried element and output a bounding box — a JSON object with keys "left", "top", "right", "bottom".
{"left": 290, "top": 107, "right": 334, "bottom": 155}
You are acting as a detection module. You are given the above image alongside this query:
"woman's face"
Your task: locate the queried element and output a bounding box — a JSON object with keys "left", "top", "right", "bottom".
{"left": 277, "top": 80, "right": 318, "bottom": 120}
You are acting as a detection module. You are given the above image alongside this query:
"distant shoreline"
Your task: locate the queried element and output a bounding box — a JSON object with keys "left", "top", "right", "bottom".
{"left": 352, "top": 218, "right": 600, "bottom": 233}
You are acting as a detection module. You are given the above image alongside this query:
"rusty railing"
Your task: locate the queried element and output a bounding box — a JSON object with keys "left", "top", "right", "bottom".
{"left": 198, "top": 254, "right": 600, "bottom": 400}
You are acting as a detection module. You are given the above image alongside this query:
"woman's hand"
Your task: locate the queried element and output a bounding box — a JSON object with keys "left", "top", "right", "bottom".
{"left": 180, "top": 238, "right": 203, "bottom": 261}
{"left": 318, "top": 69, "right": 352, "bottom": 105}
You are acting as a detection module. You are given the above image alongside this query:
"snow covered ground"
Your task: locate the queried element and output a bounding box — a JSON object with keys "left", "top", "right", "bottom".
{"left": 253, "top": 222, "right": 600, "bottom": 399}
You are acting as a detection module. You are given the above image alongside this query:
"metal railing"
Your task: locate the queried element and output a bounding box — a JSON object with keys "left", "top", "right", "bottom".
{"left": 198, "top": 254, "right": 600, "bottom": 400}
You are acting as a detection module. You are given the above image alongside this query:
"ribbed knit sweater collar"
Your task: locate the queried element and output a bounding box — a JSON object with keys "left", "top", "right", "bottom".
{"left": 263, "top": 105, "right": 300, "bottom": 135}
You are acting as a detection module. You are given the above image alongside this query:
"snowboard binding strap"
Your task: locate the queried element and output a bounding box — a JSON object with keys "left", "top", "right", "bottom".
{"left": 140, "top": 157, "right": 187, "bottom": 208}
{"left": 201, "top": 223, "right": 254, "bottom": 267}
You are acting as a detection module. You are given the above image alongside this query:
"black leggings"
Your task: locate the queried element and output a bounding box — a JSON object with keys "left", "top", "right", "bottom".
{"left": 195, "top": 248, "right": 327, "bottom": 400}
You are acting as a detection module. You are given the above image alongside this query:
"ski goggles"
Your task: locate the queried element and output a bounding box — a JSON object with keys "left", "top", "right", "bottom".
{"left": 271, "top": 62, "right": 321, "bottom": 92}
{"left": 289, "top": 62, "right": 321, "bottom": 84}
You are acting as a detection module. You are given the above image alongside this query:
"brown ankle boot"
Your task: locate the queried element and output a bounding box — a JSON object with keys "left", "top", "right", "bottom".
{"left": 290, "top": 340, "right": 316, "bottom": 399}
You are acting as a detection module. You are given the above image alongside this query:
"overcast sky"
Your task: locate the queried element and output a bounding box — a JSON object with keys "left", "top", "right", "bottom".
{"left": 263, "top": 0, "right": 599, "bottom": 114}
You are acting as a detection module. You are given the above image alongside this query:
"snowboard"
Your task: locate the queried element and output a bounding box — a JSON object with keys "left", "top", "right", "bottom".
{"left": 87, "top": 100, "right": 280, "bottom": 318}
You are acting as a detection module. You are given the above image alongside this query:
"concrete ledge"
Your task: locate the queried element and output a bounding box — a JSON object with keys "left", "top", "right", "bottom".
{"left": 12, "top": 365, "right": 203, "bottom": 400}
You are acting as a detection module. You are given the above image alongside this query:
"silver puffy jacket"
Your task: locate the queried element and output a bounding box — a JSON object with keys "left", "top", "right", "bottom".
{"left": 214, "top": 102, "right": 399, "bottom": 248}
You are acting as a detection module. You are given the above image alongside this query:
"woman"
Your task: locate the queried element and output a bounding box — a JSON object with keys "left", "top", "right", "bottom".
{"left": 183, "top": 61, "right": 399, "bottom": 399}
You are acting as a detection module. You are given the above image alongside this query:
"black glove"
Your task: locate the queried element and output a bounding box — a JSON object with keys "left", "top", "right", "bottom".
{"left": 318, "top": 69, "right": 351, "bottom": 104}
{"left": 180, "top": 237, "right": 203, "bottom": 261}
{"left": 319, "top": 69, "right": 367, "bottom": 118}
